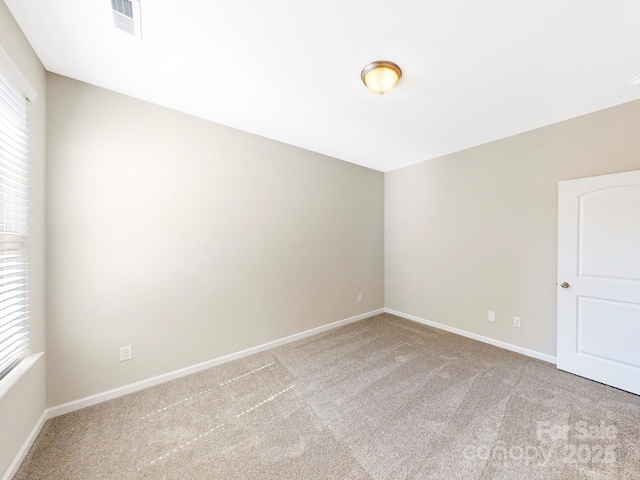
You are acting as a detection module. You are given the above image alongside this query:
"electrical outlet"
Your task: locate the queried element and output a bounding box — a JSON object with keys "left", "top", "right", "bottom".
{"left": 357, "top": 293, "right": 363, "bottom": 303}
{"left": 120, "top": 345, "right": 133, "bottom": 361}
{"left": 513, "top": 317, "right": 521, "bottom": 328}
{"left": 488, "top": 311, "right": 495, "bottom": 322}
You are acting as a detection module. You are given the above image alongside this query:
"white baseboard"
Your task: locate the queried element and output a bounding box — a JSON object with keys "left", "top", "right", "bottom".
{"left": 384, "top": 308, "right": 556, "bottom": 364}
{"left": 2, "top": 409, "right": 48, "bottom": 480}
{"left": 47, "top": 308, "right": 384, "bottom": 419}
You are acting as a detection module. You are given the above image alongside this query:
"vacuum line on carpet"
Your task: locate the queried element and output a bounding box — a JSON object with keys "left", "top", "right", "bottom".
{"left": 219, "top": 362, "right": 276, "bottom": 386}
{"left": 139, "top": 362, "right": 277, "bottom": 420}
{"left": 136, "top": 384, "right": 296, "bottom": 473}
{"left": 136, "top": 424, "right": 225, "bottom": 471}
{"left": 236, "top": 385, "right": 295, "bottom": 419}
{"left": 139, "top": 388, "right": 216, "bottom": 420}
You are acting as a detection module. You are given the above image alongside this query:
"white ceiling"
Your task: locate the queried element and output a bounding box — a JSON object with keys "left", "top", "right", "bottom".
{"left": 5, "top": 0, "right": 640, "bottom": 172}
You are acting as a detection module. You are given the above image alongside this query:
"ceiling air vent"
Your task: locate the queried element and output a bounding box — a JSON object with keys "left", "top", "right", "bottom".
{"left": 111, "top": 0, "right": 142, "bottom": 39}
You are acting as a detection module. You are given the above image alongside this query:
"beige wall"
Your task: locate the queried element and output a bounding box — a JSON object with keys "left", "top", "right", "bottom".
{"left": 46, "top": 73, "right": 384, "bottom": 406}
{"left": 0, "top": 1, "right": 47, "bottom": 476}
{"left": 385, "top": 99, "right": 640, "bottom": 357}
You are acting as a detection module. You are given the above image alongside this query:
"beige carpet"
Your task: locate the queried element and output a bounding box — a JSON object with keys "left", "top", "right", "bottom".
{"left": 15, "top": 314, "right": 640, "bottom": 479}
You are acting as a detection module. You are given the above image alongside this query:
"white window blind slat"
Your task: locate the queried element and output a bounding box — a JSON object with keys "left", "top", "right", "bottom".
{"left": 0, "top": 105, "right": 27, "bottom": 135}
{"left": 0, "top": 311, "right": 23, "bottom": 333}
{"left": 0, "top": 275, "right": 22, "bottom": 287}
{"left": 0, "top": 162, "right": 27, "bottom": 183}
{"left": 0, "top": 140, "right": 29, "bottom": 168}
{"left": 0, "top": 350, "right": 26, "bottom": 374}
{"left": 0, "top": 77, "right": 26, "bottom": 109}
{"left": 0, "top": 268, "right": 23, "bottom": 278}
{"left": 0, "top": 341, "right": 28, "bottom": 373}
{"left": 0, "top": 302, "right": 25, "bottom": 320}
{"left": 0, "top": 330, "right": 26, "bottom": 359}
{"left": 0, "top": 189, "right": 28, "bottom": 203}
{"left": 0, "top": 324, "right": 24, "bottom": 344}
{"left": 0, "top": 98, "right": 25, "bottom": 125}
{"left": 0, "top": 295, "right": 23, "bottom": 311}
{"left": 0, "top": 351, "right": 23, "bottom": 371}
{"left": 0, "top": 102, "right": 24, "bottom": 124}
{"left": 0, "top": 149, "right": 28, "bottom": 170}
{"left": 0, "top": 282, "right": 24, "bottom": 296}
{"left": 0, "top": 280, "right": 20, "bottom": 294}
{"left": 0, "top": 124, "right": 26, "bottom": 145}
{"left": 0, "top": 176, "right": 28, "bottom": 192}
{"left": 0, "top": 159, "right": 29, "bottom": 175}
{"left": 0, "top": 58, "right": 29, "bottom": 382}
{"left": 0, "top": 94, "right": 25, "bottom": 119}
{"left": 0, "top": 96, "right": 25, "bottom": 119}
{"left": 0, "top": 124, "right": 28, "bottom": 148}
{"left": 0, "top": 180, "right": 27, "bottom": 199}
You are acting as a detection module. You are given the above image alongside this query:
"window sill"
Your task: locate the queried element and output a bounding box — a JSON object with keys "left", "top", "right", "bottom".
{"left": 0, "top": 352, "right": 44, "bottom": 401}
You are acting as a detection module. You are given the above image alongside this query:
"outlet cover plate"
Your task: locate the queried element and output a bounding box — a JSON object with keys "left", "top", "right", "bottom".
{"left": 120, "top": 345, "right": 133, "bottom": 361}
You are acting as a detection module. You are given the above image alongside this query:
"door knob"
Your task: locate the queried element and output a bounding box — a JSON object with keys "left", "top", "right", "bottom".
{"left": 560, "top": 282, "right": 570, "bottom": 289}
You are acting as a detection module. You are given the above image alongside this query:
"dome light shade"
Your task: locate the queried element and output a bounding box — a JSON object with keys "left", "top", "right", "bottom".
{"left": 361, "top": 61, "right": 402, "bottom": 95}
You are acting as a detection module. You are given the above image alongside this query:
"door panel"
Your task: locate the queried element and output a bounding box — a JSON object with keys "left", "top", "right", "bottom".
{"left": 579, "top": 187, "right": 640, "bottom": 279}
{"left": 557, "top": 170, "right": 640, "bottom": 395}
{"left": 578, "top": 296, "right": 640, "bottom": 366}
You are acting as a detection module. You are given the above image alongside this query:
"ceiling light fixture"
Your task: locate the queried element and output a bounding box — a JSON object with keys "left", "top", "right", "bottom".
{"left": 630, "top": 75, "right": 640, "bottom": 86}
{"left": 361, "top": 60, "right": 402, "bottom": 95}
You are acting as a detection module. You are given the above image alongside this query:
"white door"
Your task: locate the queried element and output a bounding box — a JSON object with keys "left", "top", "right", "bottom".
{"left": 557, "top": 169, "right": 640, "bottom": 395}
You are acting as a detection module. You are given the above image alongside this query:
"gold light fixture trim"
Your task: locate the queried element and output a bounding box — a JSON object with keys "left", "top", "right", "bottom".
{"left": 361, "top": 60, "right": 402, "bottom": 95}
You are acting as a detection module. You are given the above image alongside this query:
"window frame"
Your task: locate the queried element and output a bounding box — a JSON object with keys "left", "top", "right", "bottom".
{"left": 0, "top": 46, "right": 37, "bottom": 387}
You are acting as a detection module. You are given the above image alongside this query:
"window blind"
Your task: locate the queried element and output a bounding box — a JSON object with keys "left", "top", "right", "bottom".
{"left": 0, "top": 70, "right": 29, "bottom": 381}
